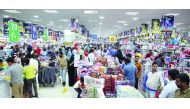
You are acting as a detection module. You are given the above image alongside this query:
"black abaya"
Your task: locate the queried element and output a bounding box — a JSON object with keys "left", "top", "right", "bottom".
{"left": 68, "top": 55, "right": 77, "bottom": 86}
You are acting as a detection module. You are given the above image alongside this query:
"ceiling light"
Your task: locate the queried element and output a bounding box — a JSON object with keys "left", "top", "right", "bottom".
{"left": 133, "top": 17, "right": 138, "bottom": 20}
{"left": 3, "top": 10, "right": 21, "bottom": 13}
{"left": 26, "top": 21, "right": 32, "bottom": 24}
{"left": 99, "top": 23, "right": 103, "bottom": 25}
{"left": 125, "top": 12, "right": 139, "bottom": 15}
{"left": 59, "top": 19, "right": 69, "bottom": 22}
{"left": 50, "top": 22, "right": 54, "bottom": 24}
{"left": 32, "top": 19, "right": 41, "bottom": 22}
{"left": 175, "top": 23, "right": 183, "bottom": 26}
{"left": 33, "top": 15, "right": 39, "bottom": 18}
{"left": 44, "top": 10, "right": 59, "bottom": 14}
{"left": 84, "top": 10, "right": 98, "bottom": 14}
{"left": 3, "top": 15, "right": 9, "bottom": 18}
{"left": 99, "top": 16, "right": 104, "bottom": 19}
{"left": 165, "top": 13, "right": 179, "bottom": 16}
{"left": 124, "top": 24, "right": 128, "bottom": 26}
{"left": 117, "top": 21, "right": 127, "bottom": 23}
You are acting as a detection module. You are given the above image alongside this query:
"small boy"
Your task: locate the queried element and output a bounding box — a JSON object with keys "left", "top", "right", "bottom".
{"left": 74, "top": 76, "right": 85, "bottom": 98}
{"left": 23, "top": 59, "right": 38, "bottom": 98}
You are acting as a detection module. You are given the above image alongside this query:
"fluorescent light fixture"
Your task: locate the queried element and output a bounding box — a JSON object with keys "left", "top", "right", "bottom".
{"left": 133, "top": 17, "right": 138, "bottom": 20}
{"left": 117, "top": 21, "right": 127, "bottom": 23}
{"left": 84, "top": 10, "right": 98, "bottom": 14}
{"left": 165, "top": 13, "right": 179, "bottom": 16}
{"left": 33, "top": 15, "right": 39, "bottom": 18}
{"left": 32, "top": 19, "right": 41, "bottom": 22}
{"left": 50, "top": 22, "right": 54, "bottom": 24}
{"left": 99, "top": 16, "right": 104, "bottom": 19}
{"left": 175, "top": 23, "right": 183, "bottom": 26}
{"left": 99, "top": 27, "right": 102, "bottom": 28}
{"left": 125, "top": 12, "right": 139, "bottom": 15}
{"left": 3, "top": 15, "right": 9, "bottom": 18}
{"left": 26, "top": 21, "right": 32, "bottom": 24}
{"left": 3, "top": 10, "right": 21, "bottom": 13}
{"left": 124, "top": 24, "right": 128, "bottom": 26}
{"left": 44, "top": 10, "right": 59, "bottom": 14}
{"left": 59, "top": 19, "right": 69, "bottom": 22}
{"left": 99, "top": 23, "right": 103, "bottom": 25}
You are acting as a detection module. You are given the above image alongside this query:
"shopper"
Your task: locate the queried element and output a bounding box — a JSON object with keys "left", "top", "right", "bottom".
{"left": 68, "top": 52, "right": 76, "bottom": 86}
{"left": 159, "top": 69, "right": 179, "bottom": 98}
{"left": 144, "top": 62, "right": 164, "bottom": 98}
{"left": 134, "top": 55, "right": 142, "bottom": 89}
{"left": 116, "top": 48, "right": 124, "bottom": 64}
{"left": 23, "top": 59, "right": 38, "bottom": 98}
{"left": 5, "top": 57, "right": 24, "bottom": 98}
{"left": 57, "top": 52, "right": 68, "bottom": 86}
{"left": 35, "top": 46, "right": 41, "bottom": 57}
{"left": 74, "top": 76, "right": 85, "bottom": 98}
{"left": 0, "top": 46, "right": 6, "bottom": 60}
{"left": 88, "top": 49, "right": 96, "bottom": 65}
{"left": 14, "top": 52, "right": 22, "bottom": 64}
{"left": 123, "top": 57, "right": 137, "bottom": 87}
{"left": 0, "top": 59, "right": 8, "bottom": 70}
{"left": 175, "top": 73, "right": 190, "bottom": 98}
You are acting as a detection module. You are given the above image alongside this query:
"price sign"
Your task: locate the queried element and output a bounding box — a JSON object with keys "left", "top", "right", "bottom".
{"left": 8, "top": 21, "right": 19, "bottom": 42}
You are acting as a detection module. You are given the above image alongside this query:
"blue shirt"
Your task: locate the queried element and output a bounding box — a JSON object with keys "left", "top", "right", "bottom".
{"left": 123, "top": 62, "right": 137, "bottom": 86}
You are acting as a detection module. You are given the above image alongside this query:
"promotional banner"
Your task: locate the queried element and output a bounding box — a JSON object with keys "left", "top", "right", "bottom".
{"left": 64, "top": 30, "right": 75, "bottom": 47}
{"left": 3, "top": 18, "right": 16, "bottom": 36}
{"left": 161, "top": 15, "right": 174, "bottom": 32}
{"left": 48, "top": 29, "right": 53, "bottom": 40}
{"left": 183, "top": 32, "right": 188, "bottom": 38}
{"left": 71, "top": 18, "right": 79, "bottom": 33}
{"left": 80, "top": 25, "right": 86, "bottom": 35}
{"left": 135, "top": 27, "right": 141, "bottom": 36}
{"left": 151, "top": 19, "right": 161, "bottom": 34}
{"left": 43, "top": 28, "right": 48, "bottom": 41}
{"left": 124, "top": 30, "right": 130, "bottom": 36}
{"left": 37, "top": 26, "right": 45, "bottom": 35}
{"left": 18, "top": 20, "right": 25, "bottom": 37}
{"left": 140, "top": 24, "right": 148, "bottom": 36}
{"left": 0, "top": 28, "right": 2, "bottom": 36}
{"left": 8, "top": 21, "right": 19, "bottom": 42}
{"left": 130, "top": 29, "right": 135, "bottom": 37}
{"left": 109, "top": 36, "right": 117, "bottom": 43}
{"left": 24, "top": 23, "right": 32, "bottom": 35}
{"left": 31, "top": 25, "right": 37, "bottom": 40}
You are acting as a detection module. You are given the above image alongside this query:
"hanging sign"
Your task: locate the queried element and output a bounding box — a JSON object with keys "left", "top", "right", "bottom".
{"left": 43, "top": 28, "right": 48, "bottom": 41}
{"left": 109, "top": 36, "right": 117, "bottom": 43}
{"left": 8, "top": 21, "right": 19, "bottom": 42}
{"left": 71, "top": 18, "right": 79, "bottom": 33}
{"left": 64, "top": 30, "right": 75, "bottom": 47}
{"left": 140, "top": 24, "right": 148, "bottom": 36}
{"left": 0, "top": 28, "right": 2, "bottom": 36}
{"left": 31, "top": 25, "right": 37, "bottom": 40}
{"left": 151, "top": 19, "right": 161, "bottom": 34}
{"left": 130, "top": 29, "right": 135, "bottom": 37}
{"left": 161, "top": 15, "right": 174, "bottom": 32}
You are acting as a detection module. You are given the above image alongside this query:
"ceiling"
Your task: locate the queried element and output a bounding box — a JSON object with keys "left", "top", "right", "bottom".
{"left": 0, "top": 9, "right": 190, "bottom": 37}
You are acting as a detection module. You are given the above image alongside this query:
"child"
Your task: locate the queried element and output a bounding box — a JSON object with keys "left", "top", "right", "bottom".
{"left": 23, "top": 59, "right": 38, "bottom": 98}
{"left": 74, "top": 76, "right": 85, "bottom": 98}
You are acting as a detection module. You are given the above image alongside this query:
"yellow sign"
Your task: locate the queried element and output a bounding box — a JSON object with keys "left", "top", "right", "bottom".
{"left": 109, "top": 36, "right": 117, "bottom": 43}
{"left": 0, "top": 28, "right": 2, "bottom": 36}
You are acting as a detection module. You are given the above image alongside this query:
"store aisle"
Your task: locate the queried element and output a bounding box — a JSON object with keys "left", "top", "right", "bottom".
{"left": 38, "top": 72, "right": 77, "bottom": 98}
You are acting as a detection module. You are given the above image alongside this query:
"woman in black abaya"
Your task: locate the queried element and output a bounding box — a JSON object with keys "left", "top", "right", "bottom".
{"left": 67, "top": 52, "right": 77, "bottom": 86}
